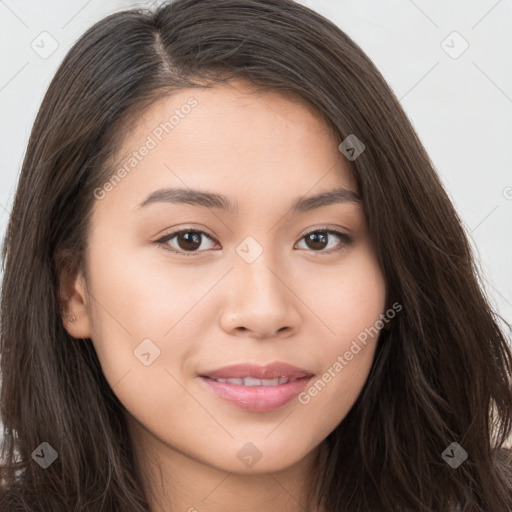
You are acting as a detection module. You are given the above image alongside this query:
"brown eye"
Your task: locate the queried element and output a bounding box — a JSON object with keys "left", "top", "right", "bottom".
{"left": 155, "top": 229, "right": 218, "bottom": 256}
{"left": 304, "top": 231, "right": 329, "bottom": 250}
{"left": 154, "top": 227, "right": 353, "bottom": 257}
{"left": 175, "top": 231, "right": 202, "bottom": 251}
{"left": 295, "top": 229, "right": 353, "bottom": 254}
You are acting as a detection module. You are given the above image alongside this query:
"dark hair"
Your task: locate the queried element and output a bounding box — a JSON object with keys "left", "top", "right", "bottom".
{"left": 1, "top": 0, "right": 511, "bottom": 510}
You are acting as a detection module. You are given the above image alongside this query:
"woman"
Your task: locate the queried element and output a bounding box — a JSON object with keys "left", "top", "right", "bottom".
{"left": 1, "top": 0, "right": 511, "bottom": 510}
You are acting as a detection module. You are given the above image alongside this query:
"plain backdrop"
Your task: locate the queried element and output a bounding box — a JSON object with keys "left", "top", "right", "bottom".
{"left": 0, "top": 0, "right": 511, "bottom": 328}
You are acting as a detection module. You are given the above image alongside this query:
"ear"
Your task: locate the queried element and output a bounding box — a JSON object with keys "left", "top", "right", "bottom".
{"left": 56, "top": 251, "right": 92, "bottom": 339}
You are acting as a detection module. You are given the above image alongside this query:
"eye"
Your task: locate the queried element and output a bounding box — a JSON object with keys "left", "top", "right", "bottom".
{"left": 153, "top": 226, "right": 353, "bottom": 257}
{"left": 295, "top": 228, "right": 353, "bottom": 255}
{"left": 154, "top": 228, "right": 219, "bottom": 257}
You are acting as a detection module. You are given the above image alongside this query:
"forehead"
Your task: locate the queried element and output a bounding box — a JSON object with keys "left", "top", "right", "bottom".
{"left": 96, "top": 80, "right": 358, "bottom": 215}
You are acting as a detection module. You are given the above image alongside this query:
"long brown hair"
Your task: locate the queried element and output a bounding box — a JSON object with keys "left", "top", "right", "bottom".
{"left": 1, "top": 0, "right": 511, "bottom": 510}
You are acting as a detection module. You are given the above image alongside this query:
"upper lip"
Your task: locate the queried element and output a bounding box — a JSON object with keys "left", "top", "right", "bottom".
{"left": 200, "top": 362, "right": 314, "bottom": 380}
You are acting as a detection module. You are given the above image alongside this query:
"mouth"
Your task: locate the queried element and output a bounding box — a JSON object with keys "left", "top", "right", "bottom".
{"left": 199, "top": 361, "right": 314, "bottom": 381}
{"left": 198, "top": 362, "right": 314, "bottom": 411}
{"left": 202, "top": 376, "right": 302, "bottom": 386}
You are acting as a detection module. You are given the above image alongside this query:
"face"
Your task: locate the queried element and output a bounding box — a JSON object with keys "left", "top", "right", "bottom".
{"left": 61, "top": 80, "right": 386, "bottom": 477}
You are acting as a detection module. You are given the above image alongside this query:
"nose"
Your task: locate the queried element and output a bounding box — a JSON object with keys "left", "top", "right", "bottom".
{"left": 218, "top": 251, "right": 302, "bottom": 340}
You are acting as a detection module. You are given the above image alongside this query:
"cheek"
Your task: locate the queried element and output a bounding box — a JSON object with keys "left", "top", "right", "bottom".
{"left": 84, "top": 238, "right": 223, "bottom": 399}
{"left": 295, "top": 249, "right": 385, "bottom": 419}
{"left": 301, "top": 248, "right": 386, "bottom": 349}
{"left": 87, "top": 235, "right": 200, "bottom": 338}
{"left": 83, "top": 243, "right": 179, "bottom": 383}
{"left": 84, "top": 246, "right": 202, "bottom": 432}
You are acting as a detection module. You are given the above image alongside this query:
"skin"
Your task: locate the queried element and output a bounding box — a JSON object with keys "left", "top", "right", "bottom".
{"left": 59, "top": 79, "right": 386, "bottom": 512}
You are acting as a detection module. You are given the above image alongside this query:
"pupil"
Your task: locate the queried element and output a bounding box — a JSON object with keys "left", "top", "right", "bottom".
{"left": 307, "top": 232, "right": 327, "bottom": 250}
{"left": 179, "top": 232, "right": 201, "bottom": 250}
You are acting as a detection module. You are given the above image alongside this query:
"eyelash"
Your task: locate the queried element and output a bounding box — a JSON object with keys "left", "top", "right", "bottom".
{"left": 153, "top": 226, "right": 353, "bottom": 257}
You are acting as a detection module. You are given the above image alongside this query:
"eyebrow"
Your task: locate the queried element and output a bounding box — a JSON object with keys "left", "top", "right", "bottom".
{"left": 137, "top": 186, "right": 361, "bottom": 214}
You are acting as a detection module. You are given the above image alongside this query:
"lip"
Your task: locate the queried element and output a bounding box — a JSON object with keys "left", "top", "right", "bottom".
{"left": 198, "top": 362, "right": 314, "bottom": 412}
{"left": 199, "top": 362, "right": 314, "bottom": 380}
{"left": 199, "top": 375, "right": 313, "bottom": 412}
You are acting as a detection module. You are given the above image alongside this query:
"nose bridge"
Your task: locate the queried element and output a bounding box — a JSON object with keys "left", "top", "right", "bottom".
{"left": 219, "top": 233, "right": 300, "bottom": 337}
{"left": 234, "top": 234, "right": 285, "bottom": 304}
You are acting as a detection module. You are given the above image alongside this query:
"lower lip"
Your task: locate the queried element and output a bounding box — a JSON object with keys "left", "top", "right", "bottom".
{"left": 200, "top": 376, "right": 312, "bottom": 412}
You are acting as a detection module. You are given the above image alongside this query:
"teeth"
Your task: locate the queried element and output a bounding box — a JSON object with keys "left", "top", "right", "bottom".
{"left": 244, "top": 377, "right": 265, "bottom": 386}
{"left": 226, "top": 378, "right": 244, "bottom": 385}
{"left": 211, "top": 376, "right": 298, "bottom": 386}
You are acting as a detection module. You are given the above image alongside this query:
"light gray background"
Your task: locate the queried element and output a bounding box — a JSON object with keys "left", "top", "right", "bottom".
{"left": 1, "top": 0, "right": 511, "bottom": 326}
